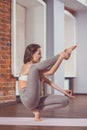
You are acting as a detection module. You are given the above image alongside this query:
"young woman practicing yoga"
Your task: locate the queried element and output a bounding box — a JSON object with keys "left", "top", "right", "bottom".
{"left": 18, "top": 44, "right": 77, "bottom": 121}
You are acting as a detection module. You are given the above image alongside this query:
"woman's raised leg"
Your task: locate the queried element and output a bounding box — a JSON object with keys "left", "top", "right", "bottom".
{"left": 36, "top": 94, "right": 69, "bottom": 112}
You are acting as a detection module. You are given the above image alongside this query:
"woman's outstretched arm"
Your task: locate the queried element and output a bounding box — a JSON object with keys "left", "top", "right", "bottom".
{"left": 42, "top": 76, "right": 75, "bottom": 99}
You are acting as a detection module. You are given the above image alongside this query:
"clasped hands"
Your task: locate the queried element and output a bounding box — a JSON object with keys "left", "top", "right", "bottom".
{"left": 64, "top": 89, "right": 75, "bottom": 99}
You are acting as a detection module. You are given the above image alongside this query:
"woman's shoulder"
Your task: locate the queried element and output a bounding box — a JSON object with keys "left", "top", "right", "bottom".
{"left": 20, "top": 63, "right": 32, "bottom": 75}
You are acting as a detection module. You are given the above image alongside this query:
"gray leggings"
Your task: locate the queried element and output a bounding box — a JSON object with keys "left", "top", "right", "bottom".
{"left": 19, "top": 54, "right": 69, "bottom": 111}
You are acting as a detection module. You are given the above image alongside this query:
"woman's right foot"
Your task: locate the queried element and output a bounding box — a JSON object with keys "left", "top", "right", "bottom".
{"left": 63, "top": 45, "right": 77, "bottom": 60}
{"left": 64, "top": 45, "right": 77, "bottom": 54}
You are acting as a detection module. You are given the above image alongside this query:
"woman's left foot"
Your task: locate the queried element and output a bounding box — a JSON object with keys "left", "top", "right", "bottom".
{"left": 34, "top": 118, "right": 42, "bottom": 121}
{"left": 32, "top": 110, "right": 42, "bottom": 121}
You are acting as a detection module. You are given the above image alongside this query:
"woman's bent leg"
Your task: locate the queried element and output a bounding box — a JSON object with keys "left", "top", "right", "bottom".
{"left": 36, "top": 95, "right": 69, "bottom": 112}
{"left": 19, "top": 54, "right": 61, "bottom": 121}
{"left": 32, "top": 54, "right": 60, "bottom": 71}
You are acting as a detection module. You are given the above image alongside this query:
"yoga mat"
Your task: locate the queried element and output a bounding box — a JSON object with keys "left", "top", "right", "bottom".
{"left": 0, "top": 117, "right": 87, "bottom": 126}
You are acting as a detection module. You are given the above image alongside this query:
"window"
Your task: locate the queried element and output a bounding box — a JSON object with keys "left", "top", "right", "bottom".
{"left": 64, "top": 10, "right": 77, "bottom": 77}
{"left": 11, "top": 0, "right": 46, "bottom": 77}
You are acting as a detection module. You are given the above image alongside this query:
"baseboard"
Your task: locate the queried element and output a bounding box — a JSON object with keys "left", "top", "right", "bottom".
{"left": 73, "top": 93, "right": 87, "bottom": 95}
{"left": 0, "top": 96, "right": 21, "bottom": 108}
{"left": 0, "top": 101, "right": 17, "bottom": 108}
{"left": 16, "top": 95, "right": 21, "bottom": 103}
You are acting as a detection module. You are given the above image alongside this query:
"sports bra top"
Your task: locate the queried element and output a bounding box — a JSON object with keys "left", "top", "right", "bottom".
{"left": 19, "top": 74, "right": 28, "bottom": 81}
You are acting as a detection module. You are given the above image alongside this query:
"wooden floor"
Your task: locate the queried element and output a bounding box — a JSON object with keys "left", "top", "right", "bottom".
{"left": 0, "top": 95, "right": 87, "bottom": 130}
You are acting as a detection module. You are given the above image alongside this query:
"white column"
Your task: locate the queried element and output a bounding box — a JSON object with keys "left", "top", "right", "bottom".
{"left": 45, "top": 0, "right": 64, "bottom": 95}
{"left": 53, "top": 0, "right": 64, "bottom": 95}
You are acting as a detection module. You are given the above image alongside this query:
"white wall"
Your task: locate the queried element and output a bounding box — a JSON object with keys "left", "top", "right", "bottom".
{"left": 74, "top": 10, "right": 87, "bottom": 93}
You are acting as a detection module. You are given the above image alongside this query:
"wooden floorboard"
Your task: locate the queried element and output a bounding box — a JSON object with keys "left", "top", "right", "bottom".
{"left": 0, "top": 95, "right": 87, "bottom": 118}
{"left": 0, "top": 126, "right": 87, "bottom": 130}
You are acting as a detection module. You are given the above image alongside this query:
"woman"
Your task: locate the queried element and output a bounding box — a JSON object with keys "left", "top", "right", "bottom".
{"left": 18, "top": 44, "right": 77, "bottom": 121}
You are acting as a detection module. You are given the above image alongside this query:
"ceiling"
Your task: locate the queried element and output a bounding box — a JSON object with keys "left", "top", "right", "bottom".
{"left": 17, "top": 0, "right": 87, "bottom": 12}
{"left": 63, "top": 0, "right": 87, "bottom": 12}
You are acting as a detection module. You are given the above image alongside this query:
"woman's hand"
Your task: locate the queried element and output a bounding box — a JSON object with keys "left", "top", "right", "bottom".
{"left": 64, "top": 89, "right": 75, "bottom": 99}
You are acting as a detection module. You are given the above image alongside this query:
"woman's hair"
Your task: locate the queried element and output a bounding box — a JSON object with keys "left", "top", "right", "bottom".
{"left": 23, "top": 44, "right": 41, "bottom": 64}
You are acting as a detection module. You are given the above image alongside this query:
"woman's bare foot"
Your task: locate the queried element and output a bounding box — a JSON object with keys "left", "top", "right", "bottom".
{"left": 63, "top": 45, "right": 77, "bottom": 60}
{"left": 65, "top": 45, "right": 77, "bottom": 54}
{"left": 32, "top": 110, "right": 42, "bottom": 121}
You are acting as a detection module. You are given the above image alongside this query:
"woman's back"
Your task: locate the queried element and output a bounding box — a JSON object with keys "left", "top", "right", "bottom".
{"left": 18, "top": 63, "right": 32, "bottom": 90}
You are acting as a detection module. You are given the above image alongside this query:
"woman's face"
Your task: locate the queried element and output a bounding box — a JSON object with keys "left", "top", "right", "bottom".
{"left": 32, "top": 48, "right": 42, "bottom": 63}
